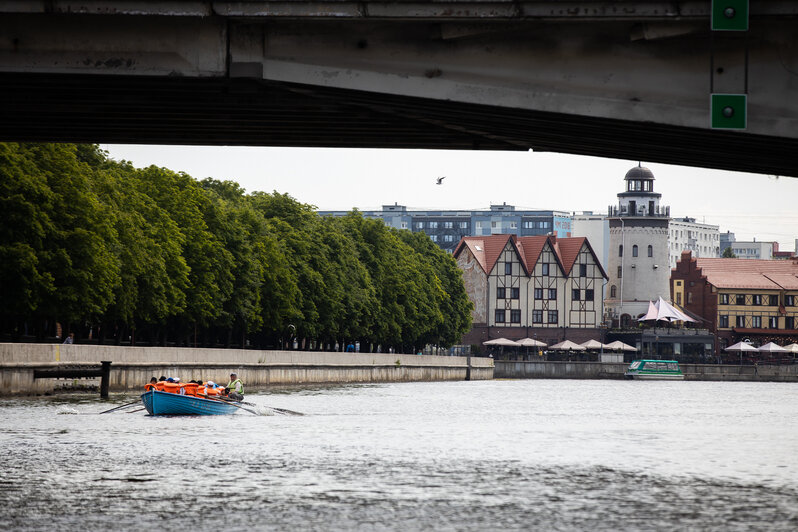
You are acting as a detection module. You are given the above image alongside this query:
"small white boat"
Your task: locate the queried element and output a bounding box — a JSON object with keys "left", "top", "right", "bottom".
{"left": 625, "top": 359, "right": 684, "bottom": 380}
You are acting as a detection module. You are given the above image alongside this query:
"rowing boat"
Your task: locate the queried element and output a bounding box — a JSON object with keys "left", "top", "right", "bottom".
{"left": 140, "top": 389, "right": 240, "bottom": 415}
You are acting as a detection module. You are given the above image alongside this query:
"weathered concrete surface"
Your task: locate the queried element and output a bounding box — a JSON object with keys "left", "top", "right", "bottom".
{"left": 495, "top": 360, "right": 798, "bottom": 382}
{"left": 0, "top": 344, "right": 493, "bottom": 395}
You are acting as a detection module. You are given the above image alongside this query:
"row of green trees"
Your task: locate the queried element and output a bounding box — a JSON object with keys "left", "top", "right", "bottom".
{"left": 0, "top": 143, "right": 472, "bottom": 352}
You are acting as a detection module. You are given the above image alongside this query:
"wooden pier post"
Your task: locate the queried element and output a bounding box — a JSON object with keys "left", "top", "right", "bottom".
{"left": 100, "top": 361, "right": 111, "bottom": 399}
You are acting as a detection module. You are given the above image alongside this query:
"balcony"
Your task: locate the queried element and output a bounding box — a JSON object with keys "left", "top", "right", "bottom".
{"left": 608, "top": 204, "right": 670, "bottom": 218}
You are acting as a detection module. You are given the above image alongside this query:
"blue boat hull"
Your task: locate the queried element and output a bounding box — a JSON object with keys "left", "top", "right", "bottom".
{"left": 140, "top": 390, "right": 240, "bottom": 415}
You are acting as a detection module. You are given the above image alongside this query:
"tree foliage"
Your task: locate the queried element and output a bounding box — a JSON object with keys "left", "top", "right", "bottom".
{"left": 0, "top": 143, "right": 472, "bottom": 351}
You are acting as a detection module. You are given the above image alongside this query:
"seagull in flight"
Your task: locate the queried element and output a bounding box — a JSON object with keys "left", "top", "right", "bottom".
{"left": 436, "top": 176, "right": 446, "bottom": 185}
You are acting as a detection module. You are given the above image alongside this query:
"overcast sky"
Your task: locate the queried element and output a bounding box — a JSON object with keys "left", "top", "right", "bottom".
{"left": 102, "top": 145, "right": 798, "bottom": 251}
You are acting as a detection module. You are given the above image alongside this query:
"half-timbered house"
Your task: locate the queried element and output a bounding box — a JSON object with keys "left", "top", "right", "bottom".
{"left": 454, "top": 234, "right": 607, "bottom": 348}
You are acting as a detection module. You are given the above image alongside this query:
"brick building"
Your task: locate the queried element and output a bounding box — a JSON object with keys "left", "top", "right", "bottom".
{"left": 671, "top": 250, "right": 798, "bottom": 355}
{"left": 454, "top": 234, "right": 607, "bottom": 348}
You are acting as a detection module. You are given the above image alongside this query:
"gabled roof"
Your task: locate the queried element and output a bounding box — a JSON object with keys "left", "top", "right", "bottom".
{"left": 515, "top": 236, "right": 548, "bottom": 275}
{"left": 453, "top": 235, "right": 513, "bottom": 275}
{"left": 690, "top": 256, "right": 798, "bottom": 290}
{"left": 454, "top": 234, "right": 607, "bottom": 279}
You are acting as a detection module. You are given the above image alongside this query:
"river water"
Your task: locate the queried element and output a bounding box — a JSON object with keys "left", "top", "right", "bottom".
{"left": 2, "top": 380, "right": 798, "bottom": 530}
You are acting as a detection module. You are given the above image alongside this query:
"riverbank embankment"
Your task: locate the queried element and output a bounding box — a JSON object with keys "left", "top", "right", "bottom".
{"left": 0, "top": 343, "right": 494, "bottom": 396}
{"left": 495, "top": 360, "right": 798, "bottom": 382}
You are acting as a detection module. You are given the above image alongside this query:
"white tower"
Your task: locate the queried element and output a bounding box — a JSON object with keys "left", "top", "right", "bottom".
{"left": 605, "top": 165, "right": 671, "bottom": 327}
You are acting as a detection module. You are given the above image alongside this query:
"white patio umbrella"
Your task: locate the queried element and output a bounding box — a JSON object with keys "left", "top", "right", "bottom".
{"left": 580, "top": 339, "right": 607, "bottom": 350}
{"left": 516, "top": 337, "right": 547, "bottom": 358}
{"left": 483, "top": 338, "right": 520, "bottom": 346}
{"left": 483, "top": 337, "right": 520, "bottom": 359}
{"left": 725, "top": 340, "right": 758, "bottom": 365}
{"left": 724, "top": 341, "right": 758, "bottom": 353}
{"left": 757, "top": 342, "right": 787, "bottom": 353}
{"left": 605, "top": 340, "right": 638, "bottom": 352}
{"left": 516, "top": 338, "right": 547, "bottom": 347}
{"left": 549, "top": 340, "right": 586, "bottom": 351}
{"left": 782, "top": 343, "right": 798, "bottom": 354}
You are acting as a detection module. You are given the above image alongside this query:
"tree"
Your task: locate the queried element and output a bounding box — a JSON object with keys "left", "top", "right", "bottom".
{"left": 0, "top": 143, "right": 120, "bottom": 336}
{"left": 722, "top": 247, "right": 736, "bottom": 258}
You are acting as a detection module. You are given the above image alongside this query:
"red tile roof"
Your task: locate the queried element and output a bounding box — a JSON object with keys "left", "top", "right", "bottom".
{"left": 556, "top": 237, "right": 585, "bottom": 276}
{"left": 690, "top": 256, "right": 798, "bottom": 290}
{"left": 454, "top": 234, "right": 607, "bottom": 279}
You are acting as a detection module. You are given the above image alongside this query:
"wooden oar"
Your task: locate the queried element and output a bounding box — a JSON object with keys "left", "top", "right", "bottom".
{"left": 199, "top": 394, "right": 261, "bottom": 416}
{"left": 220, "top": 395, "right": 304, "bottom": 416}
{"left": 268, "top": 406, "right": 305, "bottom": 416}
{"left": 98, "top": 399, "right": 141, "bottom": 414}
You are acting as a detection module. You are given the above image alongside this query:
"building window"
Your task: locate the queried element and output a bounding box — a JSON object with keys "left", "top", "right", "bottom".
{"left": 619, "top": 245, "right": 623, "bottom": 257}
{"left": 610, "top": 285, "right": 617, "bottom": 298}
{"left": 676, "top": 292, "right": 682, "bottom": 305}
{"left": 579, "top": 264, "right": 587, "bottom": 277}
{"left": 415, "top": 222, "right": 424, "bottom": 229}
{"left": 786, "top": 295, "right": 795, "bottom": 306}
{"left": 548, "top": 310, "right": 558, "bottom": 324}
{"left": 428, "top": 221, "right": 438, "bottom": 229}
{"left": 444, "top": 235, "right": 454, "bottom": 242}
{"left": 548, "top": 288, "right": 557, "bottom": 300}
{"left": 430, "top": 235, "right": 438, "bottom": 242}
{"left": 736, "top": 294, "right": 746, "bottom": 305}
{"left": 496, "top": 287, "right": 506, "bottom": 299}
{"left": 769, "top": 295, "right": 778, "bottom": 306}
{"left": 719, "top": 315, "right": 729, "bottom": 328}
{"left": 786, "top": 317, "right": 795, "bottom": 329}
{"left": 476, "top": 222, "right": 482, "bottom": 230}
{"left": 510, "top": 221, "right": 518, "bottom": 229}
{"left": 687, "top": 292, "right": 693, "bottom": 304}
{"left": 534, "top": 288, "right": 543, "bottom": 300}
{"left": 495, "top": 309, "right": 505, "bottom": 323}
{"left": 585, "top": 289, "right": 594, "bottom": 300}
{"left": 736, "top": 315, "right": 746, "bottom": 327}
{"left": 572, "top": 289, "right": 580, "bottom": 301}
{"left": 632, "top": 245, "right": 638, "bottom": 257}
{"left": 510, "top": 309, "right": 521, "bottom": 323}
{"left": 647, "top": 245, "right": 653, "bottom": 257}
{"left": 444, "top": 221, "right": 453, "bottom": 229}
{"left": 541, "top": 263, "right": 550, "bottom": 276}
{"left": 510, "top": 287, "right": 520, "bottom": 299}
{"left": 719, "top": 294, "right": 729, "bottom": 305}
{"left": 753, "top": 295, "right": 762, "bottom": 306}
{"left": 752, "top": 316, "right": 762, "bottom": 328}
{"left": 532, "top": 310, "right": 543, "bottom": 323}
{"left": 491, "top": 221, "right": 498, "bottom": 229}
{"left": 401, "top": 222, "right": 408, "bottom": 229}
{"left": 460, "top": 221, "right": 468, "bottom": 229}
{"left": 505, "top": 262, "right": 512, "bottom": 275}
{"left": 768, "top": 316, "right": 778, "bottom": 329}
{"left": 617, "top": 266, "right": 622, "bottom": 279}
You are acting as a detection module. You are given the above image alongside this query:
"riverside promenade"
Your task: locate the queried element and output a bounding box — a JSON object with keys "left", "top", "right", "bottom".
{"left": 0, "top": 343, "right": 494, "bottom": 396}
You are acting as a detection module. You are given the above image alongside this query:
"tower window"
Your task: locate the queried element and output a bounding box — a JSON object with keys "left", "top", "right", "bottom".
{"left": 610, "top": 285, "right": 617, "bottom": 298}
{"left": 648, "top": 245, "right": 653, "bottom": 257}
{"left": 619, "top": 245, "right": 623, "bottom": 257}
{"left": 632, "top": 245, "right": 638, "bottom": 257}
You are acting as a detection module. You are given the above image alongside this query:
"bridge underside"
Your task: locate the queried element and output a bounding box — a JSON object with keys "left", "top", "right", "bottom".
{"left": 3, "top": 73, "right": 796, "bottom": 176}
{"left": 2, "top": 2, "right": 798, "bottom": 176}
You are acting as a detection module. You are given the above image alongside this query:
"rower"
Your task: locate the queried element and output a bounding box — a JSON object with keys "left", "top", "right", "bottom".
{"left": 225, "top": 373, "right": 244, "bottom": 401}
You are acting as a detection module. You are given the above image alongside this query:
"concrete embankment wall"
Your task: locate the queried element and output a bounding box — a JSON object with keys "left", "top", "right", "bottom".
{"left": 495, "top": 360, "right": 798, "bottom": 382}
{"left": 0, "top": 343, "right": 494, "bottom": 396}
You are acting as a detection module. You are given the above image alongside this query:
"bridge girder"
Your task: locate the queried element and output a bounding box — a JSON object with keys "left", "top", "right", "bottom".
{"left": 1, "top": 1, "right": 797, "bottom": 176}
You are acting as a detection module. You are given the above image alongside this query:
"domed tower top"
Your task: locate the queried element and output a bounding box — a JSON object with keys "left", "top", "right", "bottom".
{"left": 623, "top": 165, "right": 656, "bottom": 194}
{"left": 609, "top": 164, "right": 669, "bottom": 218}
